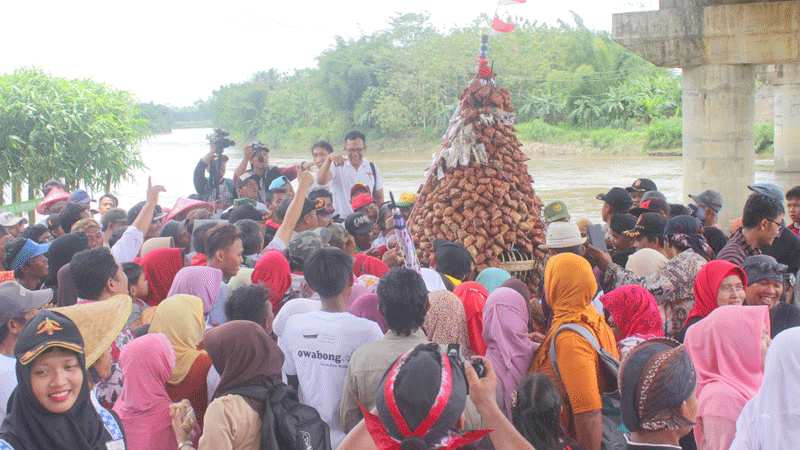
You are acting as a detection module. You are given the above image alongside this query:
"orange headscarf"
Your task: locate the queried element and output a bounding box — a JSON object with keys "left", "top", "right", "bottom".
{"left": 532, "top": 253, "right": 618, "bottom": 372}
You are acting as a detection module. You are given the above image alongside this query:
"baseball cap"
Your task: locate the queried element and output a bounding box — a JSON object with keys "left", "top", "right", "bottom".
{"left": 630, "top": 198, "right": 670, "bottom": 217}
{"left": 610, "top": 214, "right": 638, "bottom": 235}
{"left": 286, "top": 231, "right": 325, "bottom": 270}
{"left": 345, "top": 212, "right": 373, "bottom": 236}
{"left": 743, "top": 255, "right": 787, "bottom": 285}
{"left": 596, "top": 187, "right": 633, "bottom": 212}
{"left": 0, "top": 212, "right": 26, "bottom": 228}
{"left": 624, "top": 213, "right": 667, "bottom": 239}
{"left": 15, "top": 310, "right": 84, "bottom": 366}
{"left": 101, "top": 208, "right": 128, "bottom": 232}
{"left": 748, "top": 183, "right": 785, "bottom": 209}
{"left": 641, "top": 191, "right": 667, "bottom": 203}
{"left": 350, "top": 183, "right": 371, "bottom": 198}
{"left": 351, "top": 193, "right": 374, "bottom": 211}
{"left": 69, "top": 189, "right": 94, "bottom": 206}
{"left": 268, "top": 176, "right": 289, "bottom": 192}
{"left": 236, "top": 171, "right": 260, "bottom": 189}
{"left": 689, "top": 190, "right": 723, "bottom": 213}
{"left": 540, "top": 222, "right": 586, "bottom": 250}
{"left": 0, "top": 281, "right": 53, "bottom": 325}
{"left": 543, "top": 201, "right": 570, "bottom": 223}
{"left": 626, "top": 178, "right": 658, "bottom": 193}
{"left": 7, "top": 239, "right": 50, "bottom": 272}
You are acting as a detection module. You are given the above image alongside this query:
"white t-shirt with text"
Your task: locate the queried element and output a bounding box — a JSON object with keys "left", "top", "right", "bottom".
{"left": 278, "top": 310, "right": 383, "bottom": 448}
{"left": 0, "top": 354, "right": 17, "bottom": 424}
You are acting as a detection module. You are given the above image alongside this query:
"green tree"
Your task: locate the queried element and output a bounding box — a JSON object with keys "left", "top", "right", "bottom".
{"left": 0, "top": 68, "right": 147, "bottom": 202}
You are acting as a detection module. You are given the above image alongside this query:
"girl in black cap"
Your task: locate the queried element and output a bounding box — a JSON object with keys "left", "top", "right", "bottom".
{"left": 0, "top": 310, "right": 126, "bottom": 449}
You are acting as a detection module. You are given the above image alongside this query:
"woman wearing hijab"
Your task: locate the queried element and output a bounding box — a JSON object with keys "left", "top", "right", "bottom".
{"left": 349, "top": 293, "right": 388, "bottom": 333}
{"left": 0, "top": 310, "right": 126, "bottom": 449}
{"left": 172, "top": 321, "right": 284, "bottom": 450}
{"left": 476, "top": 268, "right": 512, "bottom": 294}
{"left": 45, "top": 232, "right": 89, "bottom": 289}
{"left": 424, "top": 290, "right": 472, "bottom": 356}
{"left": 167, "top": 266, "right": 223, "bottom": 315}
{"left": 685, "top": 305, "right": 770, "bottom": 450}
{"left": 138, "top": 247, "right": 184, "bottom": 306}
{"left": 113, "top": 333, "right": 177, "bottom": 450}
{"left": 593, "top": 215, "right": 711, "bottom": 340}
{"left": 731, "top": 327, "right": 800, "bottom": 449}
{"left": 531, "top": 252, "right": 619, "bottom": 450}
{"left": 680, "top": 260, "right": 747, "bottom": 340}
{"left": 149, "top": 294, "right": 215, "bottom": 428}
{"left": 251, "top": 250, "right": 291, "bottom": 314}
{"left": 619, "top": 339, "right": 698, "bottom": 449}
{"left": 601, "top": 285, "right": 665, "bottom": 358}
{"left": 453, "top": 281, "right": 489, "bottom": 356}
{"left": 483, "top": 287, "right": 535, "bottom": 418}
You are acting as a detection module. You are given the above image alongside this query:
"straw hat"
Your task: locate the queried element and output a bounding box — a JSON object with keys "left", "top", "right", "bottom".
{"left": 51, "top": 295, "right": 132, "bottom": 367}
{"left": 141, "top": 237, "right": 174, "bottom": 256}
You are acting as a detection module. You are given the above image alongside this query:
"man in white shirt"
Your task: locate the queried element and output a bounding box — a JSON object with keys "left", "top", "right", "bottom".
{"left": 316, "top": 131, "right": 384, "bottom": 217}
{"left": 278, "top": 247, "right": 383, "bottom": 448}
{"left": 0, "top": 281, "right": 52, "bottom": 423}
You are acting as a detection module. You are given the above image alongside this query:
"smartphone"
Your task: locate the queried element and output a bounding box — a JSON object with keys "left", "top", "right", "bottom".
{"left": 587, "top": 224, "right": 608, "bottom": 252}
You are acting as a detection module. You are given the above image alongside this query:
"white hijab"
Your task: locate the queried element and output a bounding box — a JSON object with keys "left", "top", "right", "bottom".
{"left": 625, "top": 248, "right": 668, "bottom": 277}
{"left": 731, "top": 327, "right": 800, "bottom": 449}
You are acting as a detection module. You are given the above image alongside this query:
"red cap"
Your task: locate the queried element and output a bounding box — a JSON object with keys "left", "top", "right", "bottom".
{"left": 351, "top": 193, "right": 374, "bottom": 211}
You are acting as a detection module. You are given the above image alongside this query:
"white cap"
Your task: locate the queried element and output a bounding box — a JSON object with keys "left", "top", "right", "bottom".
{"left": 0, "top": 212, "right": 26, "bottom": 228}
{"left": 541, "top": 222, "right": 586, "bottom": 250}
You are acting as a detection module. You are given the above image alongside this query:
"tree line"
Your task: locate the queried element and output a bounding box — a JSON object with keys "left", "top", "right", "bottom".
{"left": 206, "top": 13, "right": 682, "bottom": 148}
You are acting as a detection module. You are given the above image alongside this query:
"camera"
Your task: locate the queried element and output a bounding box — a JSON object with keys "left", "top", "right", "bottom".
{"left": 251, "top": 141, "right": 269, "bottom": 153}
{"left": 447, "top": 344, "right": 487, "bottom": 381}
{"left": 207, "top": 128, "right": 236, "bottom": 153}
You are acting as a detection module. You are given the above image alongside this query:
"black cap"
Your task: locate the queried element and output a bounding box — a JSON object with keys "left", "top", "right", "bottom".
{"left": 16, "top": 310, "right": 84, "bottom": 366}
{"left": 630, "top": 198, "right": 670, "bottom": 217}
{"left": 626, "top": 178, "right": 658, "bottom": 193}
{"left": 624, "top": 212, "right": 667, "bottom": 239}
{"left": 433, "top": 239, "right": 472, "bottom": 280}
{"left": 610, "top": 214, "right": 637, "bottom": 235}
{"left": 596, "top": 187, "right": 633, "bottom": 213}
{"left": 276, "top": 197, "right": 317, "bottom": 222}
{"left": 345, "top": 212, "right": 373, "bottom": 236}
{"left": 127, "top": 201, "right": 165, "bottom": 225}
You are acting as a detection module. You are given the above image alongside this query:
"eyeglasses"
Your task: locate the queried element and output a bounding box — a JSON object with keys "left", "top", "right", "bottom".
{"left": 768, "top": 219, "right": 785, "bottom": 229}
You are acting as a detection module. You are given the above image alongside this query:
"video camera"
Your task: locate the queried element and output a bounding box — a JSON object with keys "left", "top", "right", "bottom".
{"left": 207, "top": 128, "right": 236, "bottom": 154}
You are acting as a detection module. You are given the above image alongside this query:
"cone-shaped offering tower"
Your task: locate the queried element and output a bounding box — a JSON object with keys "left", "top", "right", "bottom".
{"left": 408, "top": 35, "right": 546, "bottom": 293}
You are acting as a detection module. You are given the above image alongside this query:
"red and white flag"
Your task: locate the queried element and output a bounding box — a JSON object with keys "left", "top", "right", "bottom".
{"left": 498, "top": 0, "right": 526, "bottom": 4}
{"left": 491, "top": 16, "right": 515, "bottom": 33}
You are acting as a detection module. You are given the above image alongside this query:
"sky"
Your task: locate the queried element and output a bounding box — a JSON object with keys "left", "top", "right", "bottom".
{"left": 1, "top": 0, "right": 657, "bottom": 106}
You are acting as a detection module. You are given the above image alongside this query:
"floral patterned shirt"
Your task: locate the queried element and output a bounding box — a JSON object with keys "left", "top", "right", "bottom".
{"left": 603, "top": 249, "right": 707, "bottom": 339}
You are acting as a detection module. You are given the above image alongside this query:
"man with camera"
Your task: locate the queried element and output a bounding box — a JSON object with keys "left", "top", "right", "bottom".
{"left": 233, "top": 141, "right": 302, "bottom": 204}
{"left": 193, "top": 129, "right": 237, "bottom": 210}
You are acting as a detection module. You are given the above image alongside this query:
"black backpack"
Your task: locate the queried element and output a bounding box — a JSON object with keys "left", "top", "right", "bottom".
{"left": 224, "top": 382, "right": 332, "bottom": 450}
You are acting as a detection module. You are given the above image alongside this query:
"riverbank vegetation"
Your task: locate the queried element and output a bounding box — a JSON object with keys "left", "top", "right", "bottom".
{"left": 207, "top": 13, "right": 683, "bottom": 152}
{"left": 0, "top": 69, "right": 147, "bottom": 207}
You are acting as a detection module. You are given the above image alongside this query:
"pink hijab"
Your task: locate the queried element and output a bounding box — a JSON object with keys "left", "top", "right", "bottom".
{"left": 685, "top": 305, "right": 769, "bottom": 442}
{"left": 167, "top": 266, "right": 223, "bottom": 314}
{"left": 113, "top": 333, "right": 177, "bottom": 450}
{"left": 482, "top": 287, "right": 535, "bottom": 418}
{"left": 349, "top": 293, "right": 387, "bottom": 333}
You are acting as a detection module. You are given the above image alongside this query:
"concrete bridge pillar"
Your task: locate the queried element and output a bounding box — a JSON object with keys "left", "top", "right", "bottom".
{"left": 682, "top": 64, "right": 755, "bottom": 225}
{"left": 774, "top": 64, "right": 800, "bottom": 172}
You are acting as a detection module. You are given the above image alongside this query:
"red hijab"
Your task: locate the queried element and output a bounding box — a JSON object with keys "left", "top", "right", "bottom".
{"left": 139, "top": 248, "right": 184, "bottom": 306}
{"left": 252, "top": 250, "right": 292, "bottom": 313}
{"left": 453, "top": 281, "right": 488, "bottom": 356}
{"left": 686, "top": 260, "right": 748, "bottom": 325}
{"left": 600, "top": 285, "right": 664, "bottom": 341}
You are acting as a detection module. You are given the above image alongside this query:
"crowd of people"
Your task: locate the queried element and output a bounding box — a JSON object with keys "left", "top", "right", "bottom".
{"left": 0, "top": 129, "right": 798, "bottom": 450}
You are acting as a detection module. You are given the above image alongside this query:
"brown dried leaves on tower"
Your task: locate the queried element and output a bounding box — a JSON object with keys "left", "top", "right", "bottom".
{"left": 408, "top": 70, "right": 546, "bottom": 292}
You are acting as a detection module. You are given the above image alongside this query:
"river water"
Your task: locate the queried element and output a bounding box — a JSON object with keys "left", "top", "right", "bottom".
{"left": 113, "top": 128, "right": 797, "bottom": 223}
